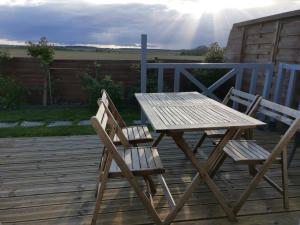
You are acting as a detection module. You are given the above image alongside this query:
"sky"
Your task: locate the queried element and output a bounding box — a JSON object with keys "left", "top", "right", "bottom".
{"left": 0, "top": 0, "right": 299, "bottom": 49}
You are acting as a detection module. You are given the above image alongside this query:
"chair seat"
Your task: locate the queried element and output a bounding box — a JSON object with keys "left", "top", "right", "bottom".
{"left": 205, "top": 129, "right": 227, "bottom": 137}
{"left": 223, "top": 140, "right": 281, "bottom": 164}
{"left": 113, "top": 125, "right": 153, "bottom": 145}
{"left": 108, "top": 147, "right": 165, "bottom": 178}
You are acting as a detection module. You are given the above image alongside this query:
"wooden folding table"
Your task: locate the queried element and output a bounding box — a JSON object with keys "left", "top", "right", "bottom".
{"left": 135, "top": 92, "right": 265, "bottom": 224}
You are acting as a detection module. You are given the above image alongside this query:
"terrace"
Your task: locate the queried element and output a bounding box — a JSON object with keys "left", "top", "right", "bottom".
{"left": 1, "top": 10, "right": 300, "bottom": 225}
{"left": 1, "top": 130, "right": 299, "bottom": 225}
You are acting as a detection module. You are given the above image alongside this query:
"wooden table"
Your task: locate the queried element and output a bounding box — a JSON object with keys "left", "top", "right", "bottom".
{"left": 135, "top": 92, "right": 265, "bottom": 223}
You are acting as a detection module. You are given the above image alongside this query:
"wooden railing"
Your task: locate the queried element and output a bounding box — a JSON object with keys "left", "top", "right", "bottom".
{"left": 140, "top": 34, "right": 300, "bottom": 121}
{"left": 140, "top": 34, "right": 274, "bottom": 101}
{"left": 273, "top": 63, "right": 300, "bottom": 110}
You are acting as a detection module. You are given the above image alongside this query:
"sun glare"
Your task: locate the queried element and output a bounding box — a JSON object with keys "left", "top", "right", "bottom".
{"left": 168, "top": 0, "right": 273, "bottom": 16}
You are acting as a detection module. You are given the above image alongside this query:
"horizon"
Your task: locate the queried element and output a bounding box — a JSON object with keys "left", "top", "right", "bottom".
{"left": 0, "top": 0, "right": 299, "bottom": 49}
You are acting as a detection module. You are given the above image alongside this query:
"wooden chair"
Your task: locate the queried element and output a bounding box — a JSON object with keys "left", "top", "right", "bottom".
{"left": 100, "top": 90, "right": 153, "bottom": 145}
{"left": 222, "top": 99, "right": 300, "bottom": 212}
{"left": 90, "top": 100, "right": 175, "bottom": 225}
{"left": 193, "top": 87, "right": 260, "bottom": 153}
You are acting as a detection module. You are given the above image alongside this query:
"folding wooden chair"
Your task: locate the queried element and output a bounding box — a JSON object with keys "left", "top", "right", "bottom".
{"left": 222, "top": 99, "right": 300, "bottom": 212}
{"left": 193, "top": 87, "right": 260, "bottom": 153}
{"left": 90, "top": 101, "right": 175, "bottom": 225}
{"left": 100, "top": 90, "right": 153, "bottom": 146}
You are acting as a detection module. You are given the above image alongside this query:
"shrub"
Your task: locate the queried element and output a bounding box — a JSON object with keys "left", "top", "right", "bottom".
{"left": 81, "top": 74, "right": 123, "bottom": 108}
{"left": 204, "top": 42, "right": 225, "bottom": 63}
{"left": 182, "top": 42, "right": 229, "bottom": 97}
{"left": 0, "top": 50, "right": 11, "bottom": 68}
{"left": 0, "top": 75, "right": 27, "bottom": 109}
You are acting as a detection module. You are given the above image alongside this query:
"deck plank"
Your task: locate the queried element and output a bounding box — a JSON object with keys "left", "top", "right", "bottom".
{"left": 0, "top": 130, "right": 300, "bottom": 225}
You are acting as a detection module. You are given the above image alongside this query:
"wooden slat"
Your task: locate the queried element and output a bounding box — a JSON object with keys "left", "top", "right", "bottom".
{"left": 138, "top": 148, "right": 148, "bottom": 169}
{"left": 135, "top": 92, "right": 265, "bottom": 132}
{"left": 1, "top": 131, "right": 300, "bottom": 225}
{"left": 145, "top": 147, "right": 156, "bottom": 169}
{"left": 131, "top": 147, "right": 140, "bottom": 171}
{"left": 223, "top": 140, "right": 283, "bottom": 164}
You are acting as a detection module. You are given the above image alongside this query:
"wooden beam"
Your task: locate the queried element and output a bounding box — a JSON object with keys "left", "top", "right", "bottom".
{"left": 273, "top": 63, "right": 285, "bottom": 104}
{"left": 249, "top": 67, "right": 258, "bottom": 94}
{"left": 208, "top": 68, "right": 237, "bottom": 93}
{"left": 262, "top": 66, "right": 274, "bottom": 99}
{"left": 157, "top": 68, "right": 164, "bottom": 92}
{"left": 140, "top": 34, "right": 148, "bottom": 123}
{"left": 285, "top": 68, "right": 297, "bottom": 107}
{"left": 270, "top": 21, "right": 282, "bottom": 62}
{"left": 173, "top": 68, "right": 181, "bottom": 92}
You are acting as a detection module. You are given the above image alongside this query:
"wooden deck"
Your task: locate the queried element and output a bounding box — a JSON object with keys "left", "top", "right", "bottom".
{"left": 1, "top": 130, "right": 300, "bottom": 225}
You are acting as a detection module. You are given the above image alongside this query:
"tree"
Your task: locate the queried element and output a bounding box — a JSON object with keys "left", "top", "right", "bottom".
{"left": 204, "top": 42, "right": 225, "bottom": 63}
{"left": 27, "top": 37, "right": 55, "bottom": 105}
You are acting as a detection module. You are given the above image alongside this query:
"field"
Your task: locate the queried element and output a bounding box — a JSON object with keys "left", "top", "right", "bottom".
{"left": 5, "top": 47, "right": 204, "bottom": 61}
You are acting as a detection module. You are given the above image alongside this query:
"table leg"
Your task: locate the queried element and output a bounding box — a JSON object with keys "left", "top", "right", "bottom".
{"left": 152, "top": 132, "right": 165, "bottom": 147}
{"left": 206, "top": 128, "right": 238, "bottom": 177}
{"left": 164, "top": 132, "right": 236, "bottom": 224}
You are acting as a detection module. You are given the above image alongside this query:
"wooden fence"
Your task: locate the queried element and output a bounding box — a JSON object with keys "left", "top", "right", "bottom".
{"left": 0, "top": 58, "right": 200, "bottom": 104}
{"left": 225, "top": 9, "right": 300, "bottom": 108}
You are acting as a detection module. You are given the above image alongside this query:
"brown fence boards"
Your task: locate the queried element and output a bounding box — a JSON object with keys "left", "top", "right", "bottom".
{"left": 225, "top": 10, "right": 300, "bottom": 108}
{"left": 0, "top": 58, "right": 200, "bottom": 104}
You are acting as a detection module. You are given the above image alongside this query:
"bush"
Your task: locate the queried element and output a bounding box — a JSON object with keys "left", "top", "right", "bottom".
{"left": 182, "top": 42, "right": 229, "bottom": 96}
{"left": 81, "top": 74, "right": 123, "bottom": 109}
{"left": 0, "top": 75, "right": 27, "bottom": 109}
{"left": 204, "top": 42, "right": 225, "bottom": 63}
{"left": 0, "top": 50, "right": 11, "bottom": 68}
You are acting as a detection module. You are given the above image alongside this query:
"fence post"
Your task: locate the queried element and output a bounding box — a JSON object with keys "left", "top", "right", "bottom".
{"left": 249, "top": 67, "right": 258, "bottom": 94}
{"left": 273, "top": 63, "right": 284, "bottom": 103}
{"left": 158, "top": 68, "right": 164, "bottom": 92}
{"left": 233, "top": 66, "right": 243, "bottom": 108}
{"left": 262, "top": 65, "right": 274, "bottom": 99}
{"left": 140, "top": 34, "right": 147, "bottom": 122}
{"left": 174, "top": 68, "right": 181, "bottom": 92}
{"left": 285, "top": 67, "right": 296, "bottom": 107}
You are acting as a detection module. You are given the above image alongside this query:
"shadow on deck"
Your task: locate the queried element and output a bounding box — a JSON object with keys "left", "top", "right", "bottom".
{"left": 0, "top": 130, "right": 299, "bottom": 225}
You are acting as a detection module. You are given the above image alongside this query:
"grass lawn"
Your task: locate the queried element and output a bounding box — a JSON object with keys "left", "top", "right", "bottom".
{"left": 0, "top": 104, "right": 140, "bottom": 138}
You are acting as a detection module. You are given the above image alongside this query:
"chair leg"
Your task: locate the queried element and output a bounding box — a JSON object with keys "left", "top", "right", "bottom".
{"left": 95, "top": 181, "right": 100, "bottom": 198}
{"left": 248, "top": 163, "right": 256, "bottom": 176}
{"left": 91, "top": 180, "right": 107, "bottom": 225}
{"left": 157, "top": 174, "right": 176, "bottom": 210}
{"left": 288, "top": 132, "right": 300, "bottom": 167}
{"left": 281, "top": 147, "right": 289, "bottom": 209}
{"left": 144, "top": 177, "right": 154, "bottom": 206}
{"left": 244, "top": 129, "right": 253, "bottom": 140}
{"left": 144, "top": 175, "right": 156, "bottom": 195}
{"left": 193, "top": 133, "right": 207, "bottom": 154}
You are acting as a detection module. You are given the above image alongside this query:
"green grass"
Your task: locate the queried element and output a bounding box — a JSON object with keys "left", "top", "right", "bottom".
{"left": 0, "top": 104, "right": 140, "bottom": 138}
{"left": 0, "top": 125, "right": 94, "bottom": 138}
{"left": 0, "top": 105, "right": 94, "bottom": 123}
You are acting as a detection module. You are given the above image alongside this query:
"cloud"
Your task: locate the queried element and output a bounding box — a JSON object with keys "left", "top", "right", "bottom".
{"left": 0, "top": 1, "right": 299, "bottom": 49}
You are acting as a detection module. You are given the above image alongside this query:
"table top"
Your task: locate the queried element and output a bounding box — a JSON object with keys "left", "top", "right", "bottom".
{"left": 135, "top": 92, "right": 265, "bottom": 132}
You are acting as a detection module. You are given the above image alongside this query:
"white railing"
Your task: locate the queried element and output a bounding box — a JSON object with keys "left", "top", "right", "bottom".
{"left": 273, "top": 63, "right": 300, "bottom": 110}
{"left": 140, "top": 34, "right": 274, "bottom": 101}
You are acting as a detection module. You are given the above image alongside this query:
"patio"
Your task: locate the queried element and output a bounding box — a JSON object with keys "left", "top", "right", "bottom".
{"left": 1, "top": 129, "right": 299, "bottom": 225}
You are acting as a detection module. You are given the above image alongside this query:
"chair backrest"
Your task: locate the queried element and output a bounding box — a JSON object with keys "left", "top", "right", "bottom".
{"left": 91, "top": 101, "right": 133, "bottom": 175}
{"left": 257, "top": 98, "right": 300, "bottom": 150}
{"left": 92, "top": 101, "right": 130, "bottom": 151}
{"left": 223, "top": 87, "right": 259, "bottom": 115}
{"left": 99, "top": 90, "right": 126, "bottom": 127}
